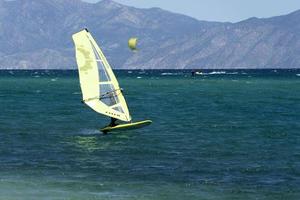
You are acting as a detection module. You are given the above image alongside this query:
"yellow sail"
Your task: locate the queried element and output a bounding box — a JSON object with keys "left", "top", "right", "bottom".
{"left": 128, "top": 37, "right": 138, "bottom": 50}
{"left": 72, "top": 29, "right": 131, "bottom": 122}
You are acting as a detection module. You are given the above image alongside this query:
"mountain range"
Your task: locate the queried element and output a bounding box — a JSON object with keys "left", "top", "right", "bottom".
{"left": 0, "top": 0, "right": 299, "bottom": 69}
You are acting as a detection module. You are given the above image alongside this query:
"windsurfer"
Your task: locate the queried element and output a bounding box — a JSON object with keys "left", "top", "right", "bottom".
{"left": 109, "top": 117, "right": 118, "bottom": 127}
{"left": 191, "top": 70, "right": 196, "bottom": 76}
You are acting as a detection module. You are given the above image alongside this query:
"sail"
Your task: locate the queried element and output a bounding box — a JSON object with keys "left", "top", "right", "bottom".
{"left": 72, "top": 29, "right": 131, "bottom": 122}
{"left": 128, "top": 37, "right": 138, "bottom": 50}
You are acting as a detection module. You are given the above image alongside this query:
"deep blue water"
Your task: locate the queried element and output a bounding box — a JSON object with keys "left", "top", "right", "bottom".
{"left": 0, "top": 69, "right": 299, "bottom": 199}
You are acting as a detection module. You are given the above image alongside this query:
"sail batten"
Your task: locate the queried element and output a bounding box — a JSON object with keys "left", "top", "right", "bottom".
{"left": 99, "top": 81, "right": 112, "bottom": 85}
{"left": 72, "top": 29, "right": 131, "bottom": 122}
{"left": 110, "top": 103, "right": 122, "bottom": 109}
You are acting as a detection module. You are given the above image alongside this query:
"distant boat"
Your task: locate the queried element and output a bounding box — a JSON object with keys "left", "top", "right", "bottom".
{"left": 191, "top": 70, "right": 203, "bottom": 76}
{"left": 72, "top": 29, "right": 151, "bottom": 134}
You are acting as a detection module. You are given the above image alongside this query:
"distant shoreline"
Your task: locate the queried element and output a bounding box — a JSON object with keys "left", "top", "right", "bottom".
{"left": 1, "top": 68, "right": 300, "bottom": 71}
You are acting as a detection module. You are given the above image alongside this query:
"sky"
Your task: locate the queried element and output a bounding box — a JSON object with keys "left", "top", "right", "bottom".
{"left": 83, "top": 0, "right": 300, "bottom": 22}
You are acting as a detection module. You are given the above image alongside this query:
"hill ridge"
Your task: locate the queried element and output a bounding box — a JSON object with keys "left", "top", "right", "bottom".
{"left": 0, "top": 0, "right": 299, "bottom": 69}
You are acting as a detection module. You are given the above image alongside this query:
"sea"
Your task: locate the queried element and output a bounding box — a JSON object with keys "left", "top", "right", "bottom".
{"left": 0, "top": 69, "right": 299, "bottom": 200}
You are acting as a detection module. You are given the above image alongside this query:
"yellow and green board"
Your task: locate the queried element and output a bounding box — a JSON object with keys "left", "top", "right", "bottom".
{"left": 100, "top": 120, "right": 152, "bottom": 133}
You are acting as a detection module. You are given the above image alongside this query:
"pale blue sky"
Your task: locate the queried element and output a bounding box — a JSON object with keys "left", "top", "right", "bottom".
{"left": 83, "top": 0, "right": 300, "bottom": 22}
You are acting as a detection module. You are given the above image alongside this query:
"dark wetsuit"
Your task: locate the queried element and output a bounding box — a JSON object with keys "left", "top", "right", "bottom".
{"left": 109, "top": 118, "right": 118, "bottom": 127}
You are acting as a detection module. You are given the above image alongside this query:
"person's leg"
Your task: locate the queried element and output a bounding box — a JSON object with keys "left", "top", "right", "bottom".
{"left": 110, "top": 118, "right": 117, "bottom": 127}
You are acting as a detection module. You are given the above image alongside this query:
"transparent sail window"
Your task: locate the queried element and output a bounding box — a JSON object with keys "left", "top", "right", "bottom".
{"left": 113, "top": 106, "right": 124, "bottom": 114}
{"left": 99, "top": 84, "right": 120, "bottom": 106}
{"left": 90, "top": 41, "right": 111, "bottom": 82}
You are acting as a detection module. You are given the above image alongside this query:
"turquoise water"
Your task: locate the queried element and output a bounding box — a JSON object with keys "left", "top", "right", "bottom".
{"left": 0, "top": 70, "right": 299, "bottom": 199}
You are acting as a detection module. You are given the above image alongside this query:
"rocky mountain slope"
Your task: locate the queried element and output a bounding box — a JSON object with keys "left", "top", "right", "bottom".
{"left": 0, "top": 0, "right": 299, "bottom": 69}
